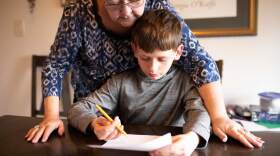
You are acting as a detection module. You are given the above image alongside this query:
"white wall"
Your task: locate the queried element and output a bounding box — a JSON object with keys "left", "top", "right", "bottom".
{"left": 0, "top": 0, "right": 279, "bottom": 116}
{"left": 0, "top": 0, "right": 63, "bottom": 116}
{"left": 199, "top": 0, "right": 280, "bottom": 105}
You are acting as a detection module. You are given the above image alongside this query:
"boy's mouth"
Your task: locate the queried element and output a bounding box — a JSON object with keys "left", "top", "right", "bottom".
{"left": 148, "top": 73, "right": 159, "bottom": 80}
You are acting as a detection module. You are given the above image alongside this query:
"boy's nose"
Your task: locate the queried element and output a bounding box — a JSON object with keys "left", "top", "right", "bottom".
{"left": 149, "top": 61, "right": 159, "bottom": 73}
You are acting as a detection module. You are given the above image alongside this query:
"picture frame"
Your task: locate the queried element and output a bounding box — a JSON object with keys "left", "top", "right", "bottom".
{"left": 171, "top": 0, "right": 257, "bottom": 37}
{"left": 61, "top": 0, "right": 74, "bottom": 7}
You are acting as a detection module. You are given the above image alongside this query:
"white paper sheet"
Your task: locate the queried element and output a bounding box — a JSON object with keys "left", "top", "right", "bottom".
{"left": 88, "top": 133, "right": 172, "bottom": 151}
{"left": 234, "top": 119, "right": 280, "bottom": 132}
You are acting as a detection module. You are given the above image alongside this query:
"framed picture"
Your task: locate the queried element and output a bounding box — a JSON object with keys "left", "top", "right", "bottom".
{"left": 61, "top": 0, "right": 74, "bottom": 7}
{"left": 170, "top": 0, "right": 257, "bottom": 37}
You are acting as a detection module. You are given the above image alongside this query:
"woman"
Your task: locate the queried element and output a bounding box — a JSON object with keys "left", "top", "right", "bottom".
{"left": 25, "top": 0, "right": 263, "bottom": 151}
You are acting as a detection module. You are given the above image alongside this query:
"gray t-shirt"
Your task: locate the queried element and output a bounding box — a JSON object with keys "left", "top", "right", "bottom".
{"left": 68, "top": 66, "right": 211, "bottom": 148}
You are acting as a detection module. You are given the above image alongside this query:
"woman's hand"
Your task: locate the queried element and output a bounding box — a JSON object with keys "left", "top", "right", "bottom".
{"left": 212, "top": 117, "right": 264, "bottom": 148}
{"left": 25, "top": 117, "right": 64, "bottom": 143}
{"left": 150, "top": 132, "right": 199, "bottom": 156}
{"left": 91, "top": 116, "right": 123, "bottom": 141}
{"left": 25, "top": 96, "right": 64, "bottom": 143}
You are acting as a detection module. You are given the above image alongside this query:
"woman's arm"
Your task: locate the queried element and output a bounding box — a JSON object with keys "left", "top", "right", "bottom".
{"left": 25, "top": 2, "right": 83, "bottom": 143}
{"left": 198, "top": 81, "right": 227, "bottom": 120}
{"left": 198, "top": 81, "right": 264, "bottom": 148}
{"left": 157, "top": 0, "right": 264, "bottom": 148}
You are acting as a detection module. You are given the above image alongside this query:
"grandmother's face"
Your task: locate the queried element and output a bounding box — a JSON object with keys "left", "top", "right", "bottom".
{"left": 104, "top": 0, "right": 145, "bottom": 28}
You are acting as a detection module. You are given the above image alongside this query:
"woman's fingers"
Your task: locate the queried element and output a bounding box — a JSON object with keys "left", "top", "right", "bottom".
{"left": 32, "top": 126, "right": 46, "bottom": 143}
{"left": 41, "top": 125, "right": 58, "bottom": 142}
{"left": 25, "top": 128, "right": 33, "bottom": 138}
{"left": 238, "top": 129, "right": 264, "bottom": 148}
{"left": 214, "top": 127, "right": 228, "bottom": 142}
{"left": 26, "top": 127, "right": 39, "bottom": 141}
{"left": 57, "top": 120, "right": 65, "bottom": 136}
{"left": 25, "top": 119, "right": 64, "bottom": 143}
{"left": 227, "top": 126, "right": 254, "bottom": 148}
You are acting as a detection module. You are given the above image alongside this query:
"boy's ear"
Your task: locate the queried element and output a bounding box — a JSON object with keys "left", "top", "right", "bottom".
{"left": 174, "top": 44, "right": 184, "bottom": 60}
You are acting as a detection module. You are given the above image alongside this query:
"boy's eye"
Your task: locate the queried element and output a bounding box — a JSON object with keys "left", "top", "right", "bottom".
{"left": 140, "top": 57, "right": 150, "bottom": 61}
{"left": 158, "top": 58, "right": 168, "bottom": 62}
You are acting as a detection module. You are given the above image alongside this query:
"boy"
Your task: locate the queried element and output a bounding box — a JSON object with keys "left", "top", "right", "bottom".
{"left": 68, "top": 9, "right": 210, "bottom": 156}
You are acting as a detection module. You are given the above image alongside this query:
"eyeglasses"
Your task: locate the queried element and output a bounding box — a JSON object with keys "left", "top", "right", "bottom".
{"left": 104, "top": 0, "right": 144, "bottom": 10}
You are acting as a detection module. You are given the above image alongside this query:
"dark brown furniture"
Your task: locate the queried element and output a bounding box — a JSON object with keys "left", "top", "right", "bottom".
{"left": 215, "top": 60, "right": 223, "bottom": 79}
{"left": 0, "top": 115, "right": 279, "bottom": 156}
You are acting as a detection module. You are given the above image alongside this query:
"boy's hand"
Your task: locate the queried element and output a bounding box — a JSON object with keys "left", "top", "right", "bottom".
{"left": 212, "top": 117, "right": 264, "bottom": 148}
{"left": 91, "top": 116, "right": 123, "bottom": 141}
{"left": 150, "top": 132, "right": 199, "bottom": 156}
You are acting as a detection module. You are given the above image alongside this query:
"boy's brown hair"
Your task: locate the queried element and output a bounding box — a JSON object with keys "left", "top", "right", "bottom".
{"left": 131, "top": 9, "right": 182, "bottom": 53}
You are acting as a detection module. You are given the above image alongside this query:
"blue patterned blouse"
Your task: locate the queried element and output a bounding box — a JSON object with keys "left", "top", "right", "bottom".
{"left": 42, "top": 0, "right": 220, "bottom": 101}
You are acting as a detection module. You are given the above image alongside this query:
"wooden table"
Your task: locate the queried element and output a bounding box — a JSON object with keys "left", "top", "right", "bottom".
{"left": 0, "top": 115, "right": 279, "bottom": 156}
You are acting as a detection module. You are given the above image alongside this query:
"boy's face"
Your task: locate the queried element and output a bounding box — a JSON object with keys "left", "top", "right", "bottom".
{"left": 133, "top": 45, "right": 183, "bottom": 80}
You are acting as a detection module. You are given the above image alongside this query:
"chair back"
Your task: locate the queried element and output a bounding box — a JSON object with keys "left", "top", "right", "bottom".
{"left": 215, "top": 60, "right": 223, "bottom": 79}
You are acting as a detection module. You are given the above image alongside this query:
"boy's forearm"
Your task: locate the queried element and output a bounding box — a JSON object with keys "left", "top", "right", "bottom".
{"left": 184, "top": 87, "right": 211, "bottom": 148}
{"left": 185, "top": 131, "right": 200, "bottom": 146}
{"left": 44, "top": 96, "right": 60, "bottom": 119}
{"left": 68, "top": 99, "right": 98, "bottom": 134}
{"left": 183, "top": 109, "right": 211, "bottom": 148}
{"left": 198, "top": 81, "right": 228, "bottom": 120}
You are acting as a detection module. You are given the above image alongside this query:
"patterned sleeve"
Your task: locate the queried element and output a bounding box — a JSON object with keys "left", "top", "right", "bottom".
{"left": 42, "top": 2, "right": 83, "bottom": 97}
{"left": 150, "top": 0, "right": 220, "bottom": 87}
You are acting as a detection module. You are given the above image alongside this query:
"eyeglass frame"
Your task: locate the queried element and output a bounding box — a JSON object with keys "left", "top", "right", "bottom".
{"left": 104, "top": 0, "right": 145, "bottom": 10}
